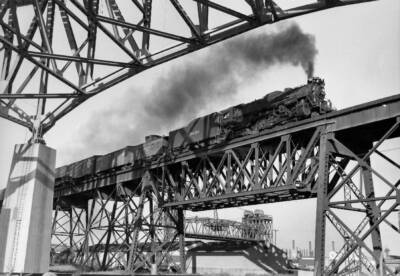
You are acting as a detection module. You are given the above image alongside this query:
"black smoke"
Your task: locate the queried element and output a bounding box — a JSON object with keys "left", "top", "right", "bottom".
{"left": 225, "top": 23, "right": 316, "bottom": 77}
{"left": 144, "top": 23, "right": 316, "bottom": 124}
{"left": 63, "top": 22, "right": 317, "bottom": 162}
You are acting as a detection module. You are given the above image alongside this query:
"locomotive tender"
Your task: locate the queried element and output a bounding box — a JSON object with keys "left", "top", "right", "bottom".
{"left": 55, "top": 78, "right": 332, "bottom": 182}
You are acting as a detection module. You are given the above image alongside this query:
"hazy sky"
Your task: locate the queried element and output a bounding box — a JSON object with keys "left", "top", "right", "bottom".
{"left": 0, "top": 0, "right": 399, "bottom": 256}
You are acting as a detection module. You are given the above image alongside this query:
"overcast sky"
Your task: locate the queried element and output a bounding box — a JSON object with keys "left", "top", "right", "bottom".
{"left": 0, "top": 0, "right": 399, "bottom": 256}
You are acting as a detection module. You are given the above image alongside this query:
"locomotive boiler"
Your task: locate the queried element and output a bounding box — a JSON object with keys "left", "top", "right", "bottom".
{"left": 220, "top": 77, "right": 331, "bottom": 132}
{"left": 169, "top": 77, "right": 332, "bottom": 149}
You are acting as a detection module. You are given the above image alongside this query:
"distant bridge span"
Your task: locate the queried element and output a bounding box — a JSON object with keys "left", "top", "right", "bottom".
{"left": 52, "top": 94, "right": 400, "bottom": 275}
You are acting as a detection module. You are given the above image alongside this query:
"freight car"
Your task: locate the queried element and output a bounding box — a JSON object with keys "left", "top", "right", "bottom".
{"left": 95, "top": 145, "right": 145, "bottom": 175}
{"left": 169, "top": 77, "right": 332, "bottom": 149}
{"left": 55, "top": 156, "right": 98, "bottom": 181}
{"left": 143, "top": 135, "right": 168, "bottom": 158}
{"left": 169, "top": 113, "right": 222, "bottom": 149}
{"left": 55, "top": 136, "right": 168, "bottom": 182}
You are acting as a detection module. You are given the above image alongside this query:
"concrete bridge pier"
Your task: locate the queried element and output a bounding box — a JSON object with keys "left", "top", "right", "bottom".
{"left": 0, "top": 143, "right": 56, "bottom": 273}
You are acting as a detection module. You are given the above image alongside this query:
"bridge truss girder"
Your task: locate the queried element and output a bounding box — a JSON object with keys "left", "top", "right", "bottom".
{"left": 315, "top": 118, "right": 400, "bottom": 276}
{"left": 0, "top": 0, "right": 375, "bottom": 137}
{"left": 159, "top": 118, "right": 400, "bottom": 275}
{"left": 52, "top": 172, "right": 186, "bottom": 273}
{"left": 51, "top": 117, "right": 400, "bottom": 274}
{"left": 184, "top": 216, "right": 273, "bottom": 242}
{"left": 52, "top": 172, "right": 272, "bottom": 272}
{"left": 162, "top": 126, "right": 323, "bottom": 210}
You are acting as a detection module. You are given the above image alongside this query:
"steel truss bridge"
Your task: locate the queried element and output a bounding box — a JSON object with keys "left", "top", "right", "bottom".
{"left": 52, "top": 94, "right": 400, "bottom": 275}
{"left": 1, "top": 0, "right": 397, "bottom": 275}
{"left": 52, "top": 210, "right": 275, "bottom": 271}
{"left": 184, "top": 216, "right": 273, "bottom": 242}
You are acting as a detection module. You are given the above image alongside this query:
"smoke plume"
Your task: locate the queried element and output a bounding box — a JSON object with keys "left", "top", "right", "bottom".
{"left": 63, "top": 22, "right": 317, "bottom": 162}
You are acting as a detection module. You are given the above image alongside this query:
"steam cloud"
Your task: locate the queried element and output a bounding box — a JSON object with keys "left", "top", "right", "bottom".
{"left": 63, "top": 23, "right": 317, "bottom": 162}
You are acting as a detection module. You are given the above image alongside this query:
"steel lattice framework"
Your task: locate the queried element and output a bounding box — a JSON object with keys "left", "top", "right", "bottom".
{"left": 0, "top": 0, "right": 374, "bottom": 140}
{"left": 52, "top": 95, "right": 400, "bottom": 275}
{"left": 184, "top": 216, "right": 273, "bottom": 242}
{"left": 2, "top": 0, "right": 396, "bottom": 275}
{"left": 52, "top": 171, "right": 187, "bottom": 272}
{"left": 52, "top": 171, "right": 273, "bottom": 272}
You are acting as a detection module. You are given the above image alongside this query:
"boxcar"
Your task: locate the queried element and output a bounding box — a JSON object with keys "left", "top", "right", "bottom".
{"left": 70, "top": 156, "right": 98, "bottom": 179}
{"left": 169, "top": 113, "right": 222, "bottom": 149}
{"left": 95, "top": 145, "right": 145, "bottom": 174}
{"left": 125, "top": 145, "right": 146, "bottom": 165}
{"left": 55, "top": 165, "right": 69, "bottom": 180}
{"left": 143, "top": 136, "right": 168, "bottom": 157}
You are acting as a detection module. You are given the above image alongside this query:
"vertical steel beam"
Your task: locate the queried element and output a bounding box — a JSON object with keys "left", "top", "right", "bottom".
{"left": 362, "top": 157, "right": 382, "bottom": 266}
{"left": 178, "top": 208, "right": 186, "bottom": 273}
{"left": 124, "top": 197, "right": 130, "bottom": 264}
{"left": 104, "top": 0, "right": 122, "bottom": 40}
{"left": 1, "top": 3, "right": 13, "bottom": 83}
{"left": 176, "top": 164, "right": 187, "bottom": 272}
{"left": 285, "top": 135, "right": 292, "bottom": 185}
{"left": 33, "top": 0, "right": 57, "bottom": 72}
{"left": 1, "top": 0, "right": 46, "bottom": 95}
{"left": 191, "top": 253, "right": 197, "bottom": 274}
{"left": 314, "top": 129, "right": 330, "bottom": 275}
{"left": 142, "top": 0, "right": 152, "bottom": 52}
{"left": 38, "top": 0, "right": 55, "bottom": 112}
{"left": 101, "top": 197, "right": 118, "bottom": 270}
{"left": 69, "top": 208, "right": 74, "bottom": 250}
{"left": 227, "top": 151, "right": 232, "bottom": 192}
{"left": 245, "top": 0, "right": 267, "bottom": 22}
{"left": 85, "top": 0, "right": 99, "bottom": 81}
{"left": 268, "top": 150, "right": 273, "bottom": 185}
{"left": 180, "top": 163, "right": 186, "bottom": 201}
{"left": 127, "top": 191, "right": 146, "bottom": 271}
{"left": 83, "top": 198, "right": 95, "bottom": 265}
{"left": 59, "top": 0, "right": 86, "bottom": 86}
{"left": 148, "top": 195, "right": 157, "bottom": 274}
{"left": 253, "top": 143, "right": 260, "bottom": 188}
{"left": 197, "top": 1, "right": 208, "bottom": 33}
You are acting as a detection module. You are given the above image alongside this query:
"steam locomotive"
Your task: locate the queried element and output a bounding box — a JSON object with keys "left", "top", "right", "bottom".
{"left": 169, "top": 77, "right": 331, "bottom": 149}
{"left": 55, "top": 78, "right": 332, "bottom": 181}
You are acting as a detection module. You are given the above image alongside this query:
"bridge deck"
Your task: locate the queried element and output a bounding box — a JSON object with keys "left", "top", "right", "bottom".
{"left": 54, "top": 94, "right": 400, "bottom": 210}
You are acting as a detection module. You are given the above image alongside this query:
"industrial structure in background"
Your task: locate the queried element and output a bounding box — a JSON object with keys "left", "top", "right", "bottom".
{"left": 51, "top": 208, "right": 283, "bottom": 273}
{"left": 0, "top": 0, "right": 399, "bottom": 276}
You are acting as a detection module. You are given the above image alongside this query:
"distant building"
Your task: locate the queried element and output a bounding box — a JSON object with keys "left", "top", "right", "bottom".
{"left": 242, "top": 209, "right": 273, "bottom": 242}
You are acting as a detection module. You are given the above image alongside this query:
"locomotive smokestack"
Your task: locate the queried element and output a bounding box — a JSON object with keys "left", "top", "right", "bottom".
{"left": 306, "top": 61, "right": 314, "bottom": 79}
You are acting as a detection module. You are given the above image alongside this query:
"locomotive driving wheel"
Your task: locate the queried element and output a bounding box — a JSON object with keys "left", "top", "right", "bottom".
{"left": 295, "top": 99, "right": 312, "bottom": 118}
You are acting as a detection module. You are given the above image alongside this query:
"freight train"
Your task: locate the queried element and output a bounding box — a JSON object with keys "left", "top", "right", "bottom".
{"left": 55, "top": 78, "right": 332, "bottom": 182}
